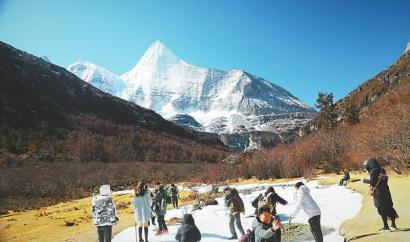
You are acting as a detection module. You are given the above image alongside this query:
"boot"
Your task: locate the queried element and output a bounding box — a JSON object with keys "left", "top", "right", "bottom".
{"left": 391, "top": 219, "right": 397, "bottom": 231}
{"left": 144, "top": 227, "right": 149, "bottom": 242}
{"left": 138, "top": 227, "right": 144, "bottom": 242}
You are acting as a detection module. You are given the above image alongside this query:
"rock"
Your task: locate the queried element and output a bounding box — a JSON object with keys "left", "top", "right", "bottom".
{"left": 116, "top": 202, "right": 128, "bottom": 210}
{"left": 64, "top": 221, "right": 75, "bottom": 226}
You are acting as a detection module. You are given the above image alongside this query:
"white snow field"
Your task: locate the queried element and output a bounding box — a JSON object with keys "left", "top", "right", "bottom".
{"left": 113, "top": 180, "right": 362, "bottom": 242}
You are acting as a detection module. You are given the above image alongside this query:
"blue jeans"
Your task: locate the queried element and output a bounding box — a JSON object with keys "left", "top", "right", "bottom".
{"left": 229, "top": 212, "right": 244, "bottom": 237}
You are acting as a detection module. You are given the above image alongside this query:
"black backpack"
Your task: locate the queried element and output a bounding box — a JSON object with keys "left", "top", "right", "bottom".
{"left": 240, "top": 229, "right": 255, "bottom": 242}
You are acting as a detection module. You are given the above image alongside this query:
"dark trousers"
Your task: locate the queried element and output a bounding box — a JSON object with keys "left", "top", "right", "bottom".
{"left": 308, "top": 215, "right": 323, "bottom": 242}
{"left": 97, "top": 225, "right": 112, "bottom": 242}
{"left": 158, "top": 215, "right": 168, "bottom": 231}
{"left": 229, "top": 212, "right": 245, "bottom": 237}
{"left": 172, "top": 196, "right": 179, "bottom": 208}
{"left": 339, "top": 178, "right": 349, "bottom": 186}
{"left": 151, "top": 216, "right": 156, "bottom": 225}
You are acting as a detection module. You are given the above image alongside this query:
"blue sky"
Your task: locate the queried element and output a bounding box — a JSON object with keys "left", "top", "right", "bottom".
{"left": 0, "top": 0, "right": 409, "bottom": 106}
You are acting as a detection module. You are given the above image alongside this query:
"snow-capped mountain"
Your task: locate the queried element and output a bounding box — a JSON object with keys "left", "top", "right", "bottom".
{"left": 67, "top": 41, "right": 316, "bottom": 149}
{"left": 67, "top": 61, "right": 126, "bottom": 96}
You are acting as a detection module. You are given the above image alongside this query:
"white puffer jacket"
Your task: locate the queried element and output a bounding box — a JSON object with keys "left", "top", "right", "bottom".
{"left": 292, "top": 185, "right": 321, "bottom": 220}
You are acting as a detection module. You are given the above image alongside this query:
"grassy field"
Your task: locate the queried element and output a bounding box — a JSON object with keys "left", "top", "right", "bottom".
{"left": 319, "top": 171, "right": 410, "bottom": 242}
{"left": 0, "top": 189, "right": 194, "bottom": 242}
{"left": 0, "top": 177, "right": 298, "bottom": 242}
{"left": 1, "top": 172, "right": 409, "bottom": 242}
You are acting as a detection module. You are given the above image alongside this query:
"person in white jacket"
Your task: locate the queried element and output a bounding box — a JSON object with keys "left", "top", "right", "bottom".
{"left": 92, "top": 184, "right": 118, "bottom": 242}
{"left": 289, "top": 182, "right": 322, "bottom": 242}
{"left": 133, "top": 181, "right": 153, "bottom": 242}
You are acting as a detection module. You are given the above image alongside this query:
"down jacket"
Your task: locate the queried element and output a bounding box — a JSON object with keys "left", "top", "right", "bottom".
{"left": 92, "top": 185, "right": 118, "bottom": 226}
{"left": 291, "top": 185, "right": 321, "bottom": 220}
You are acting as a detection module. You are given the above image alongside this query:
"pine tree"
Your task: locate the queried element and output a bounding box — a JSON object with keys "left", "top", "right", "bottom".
{"left": 342, "top": 100, "right": 360, "bottom": 125}
{"left": 315, "top": 92, "right": 337, "bottom": 129}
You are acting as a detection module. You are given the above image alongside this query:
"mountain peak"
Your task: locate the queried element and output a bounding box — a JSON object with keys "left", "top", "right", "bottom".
{"left": 405, "top": 40, "right": 410, "bottom": 53}
{"left": 137, "top": 40, "right": 182, "bottom": 67}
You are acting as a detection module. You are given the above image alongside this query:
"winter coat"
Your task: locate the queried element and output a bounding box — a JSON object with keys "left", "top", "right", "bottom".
{"left": 171, "top": 186, "right": 179, "bottom": 198}
{"left": 291, "top": 185, "right": 321, "bottom": 220}
{"left": 252, "top": 190, "right": 287, "bottom": 215}
{"left": 153, "top": 186, "right": 167, "bottom": 216}
{"left": 252, "top": 217, "right": 281, "bottom": 242}
{"left": 92, "top": 185, "right": 118, "bottom": 226}
{"left": 175, "top": 214, "right": 201, "bottom": 242}
{"left": 343, "top": 171, "right": 350, "bottom": 180}
{"left": 224, "top": 189, "right": 245, "bottom": 214}
{"left": 133, "top": 191, "right": 153, "bottom": 223}
{"left": 365, "top": 159, "right": 394, "bottom": 208}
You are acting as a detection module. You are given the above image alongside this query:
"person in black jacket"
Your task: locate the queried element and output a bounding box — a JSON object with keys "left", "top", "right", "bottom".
{"left": 339, "top": 170, "right": 350, "bottom": 186}
{"left": 175, "top": 214, "right": 201, "bottom": 242}
{"left": 363, "top": 158, "right": 398, "bottom": 231}
{"left": 252, "top": 187, "right": 288, "bottom": 215}
{"left": 170, "top": 184, "right": 179, "bottom": 209}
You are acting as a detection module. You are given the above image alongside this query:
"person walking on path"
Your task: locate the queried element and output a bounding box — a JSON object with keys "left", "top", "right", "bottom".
{"left": 153, "top": 181, "right": 168, "bottom": 235}
{"left": 133, "top": 181, "right": 153, "bottom": 242}
{"left": 363, "top": 158, "right": 399, "bottom": 231}
{"left": 289, "top": 182, "right": 323, "bottom": 242}
{"left": 175, "top": 214, "right": 201, "bottom": 242}
{"left": 224, "top": 187, "right": 245, "bottom": 240}
{"left": 92, "top": 184, "right": 118, "bottom": 242}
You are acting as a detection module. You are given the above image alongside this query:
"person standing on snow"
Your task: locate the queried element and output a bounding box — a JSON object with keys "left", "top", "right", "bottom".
{"left": 289, "top": 182, "right": 323, "bottom": 242}
{"left": 224, "top": 187, "right": 245, "bottom": 240}
{"left": 153, "top": 181, "right": 168, "bottom": 235}
{"left": 252, "top": 206, "right": 282, "bottom": 242}
{"left": 92, "top": 184, "right": 118, "bottom": 242}
{"left": 175, "top": 213, "right": 201, "bottom": 242}
{"left": 133, "top": 181, "right": 153, "bottom": 242}
{"left": 170, "top": 183, "right": 179, "bottom": 209}
{"left": 363, "top": 158, "right": 398, "bottom": 231}
{"left": 252, "top": 186, "right": 288, "bottom": 216}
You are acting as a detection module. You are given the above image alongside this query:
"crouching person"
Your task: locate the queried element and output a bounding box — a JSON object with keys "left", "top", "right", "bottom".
{"left": 253, "top": 206, "right": 281, "bottom": 242}
{"left": 175, "top": 214, "right": 201, "bottom": 242}
{"left": 92, "top": 184, "right": 119, "bottom": 242}
{"left": 289, "top": 182, "right": 322, "bottom": 242}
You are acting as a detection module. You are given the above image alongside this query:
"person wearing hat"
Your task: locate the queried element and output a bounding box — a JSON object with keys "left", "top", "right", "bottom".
{"left": 363, "top": 158, "right": 398, "bottom": 231}
{"left": 92, "top": 184, "right": 118, "bottom": 242}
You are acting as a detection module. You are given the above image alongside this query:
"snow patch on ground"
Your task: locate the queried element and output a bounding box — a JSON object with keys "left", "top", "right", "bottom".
{"left": 113, "top": 180, "right": 362, "bottom": 242}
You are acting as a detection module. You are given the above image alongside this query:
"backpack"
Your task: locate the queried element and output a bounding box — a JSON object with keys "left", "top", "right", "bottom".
{"left": 240, "top": 229, "right": 255, "bottom": 242}
{"left": 257, "top": 192, "right": 274, "bottom": 213}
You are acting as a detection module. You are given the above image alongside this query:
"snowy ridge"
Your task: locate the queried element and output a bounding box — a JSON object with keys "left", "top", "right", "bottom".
{"left": 67, "top": 61, "right": 126, "bottom": 96}
{"left": 67, "top": 41, "right": 316, "bottom": 148}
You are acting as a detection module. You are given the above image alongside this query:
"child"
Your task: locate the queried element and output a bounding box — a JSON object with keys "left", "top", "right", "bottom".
{"left": 175, "top": 214, "right": 201, "bottom": 242}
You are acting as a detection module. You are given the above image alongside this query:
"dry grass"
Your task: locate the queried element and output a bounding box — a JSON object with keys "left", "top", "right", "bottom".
{"left": 319, "top": 171, "right": 410, "bottom": 242}
{"left": 0, "top": 189, "right": 195, "bottom": 242}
